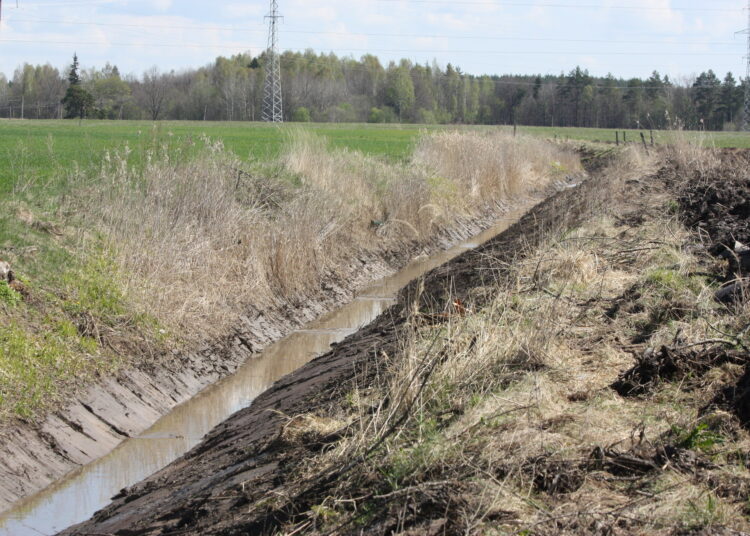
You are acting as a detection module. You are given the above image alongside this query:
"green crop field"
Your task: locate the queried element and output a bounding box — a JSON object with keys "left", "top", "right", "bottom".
{"left": 0, "top": 121, "right": 430, "bottom": 195}
{"left": 2, "top": 120, "right": 749, "bottom": 197}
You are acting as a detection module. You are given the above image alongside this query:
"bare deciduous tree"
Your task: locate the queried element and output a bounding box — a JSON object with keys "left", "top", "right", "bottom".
{"left": 138, "top": 66, "right": 168, "bottom": 121}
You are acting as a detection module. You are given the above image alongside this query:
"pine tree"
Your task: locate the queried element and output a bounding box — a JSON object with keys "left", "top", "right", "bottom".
{"left": 68, "top": 53, "right": 80, "bottom": 85}
{"left": 62, "top": 53, "right": 94, "bottom": 120}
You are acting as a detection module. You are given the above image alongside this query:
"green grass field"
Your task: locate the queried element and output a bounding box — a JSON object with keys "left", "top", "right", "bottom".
{"left": 0, "top": 121, "right": 427, "bottom": 195}
{"left": 2, "top": 120, "right": 749, "bottom": 197}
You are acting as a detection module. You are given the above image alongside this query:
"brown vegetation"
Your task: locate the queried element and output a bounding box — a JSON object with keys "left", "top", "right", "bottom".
{"left": 86, "top": 131, "right": 579, "bottom": 341}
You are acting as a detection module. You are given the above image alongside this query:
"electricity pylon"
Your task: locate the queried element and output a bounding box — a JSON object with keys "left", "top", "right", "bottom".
{"left": 262, "top": 0, "right": 283, "bottom": 123}
{"left": 741, "top": 0, "right": 750, "bottom": 131}
{"left": 744, "top": 0, "right": 750, "bottom": 131}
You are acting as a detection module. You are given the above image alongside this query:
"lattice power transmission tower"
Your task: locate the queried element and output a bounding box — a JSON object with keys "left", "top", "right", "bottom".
{"left": 743, "top": 0, "right": 750, "bottom": 131}
{"left": 262, "top": 0, "right": 283, "bottom": 123}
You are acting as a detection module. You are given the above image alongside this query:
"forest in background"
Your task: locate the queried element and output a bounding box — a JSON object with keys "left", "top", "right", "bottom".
{"left": 0, "top": 49, "right": 747, "bottom": 131}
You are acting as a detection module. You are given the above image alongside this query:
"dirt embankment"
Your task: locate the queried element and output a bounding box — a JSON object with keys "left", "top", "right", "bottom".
{"left": 0, "top": 202, "right": 523, "bottom": 515}
{"left": 60, "top": 163, "right": 605, "bottom": 536}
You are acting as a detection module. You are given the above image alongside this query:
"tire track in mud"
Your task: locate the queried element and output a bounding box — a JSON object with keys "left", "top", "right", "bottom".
{"left": 60, "top": 173, "right": 606, "bottom": 536}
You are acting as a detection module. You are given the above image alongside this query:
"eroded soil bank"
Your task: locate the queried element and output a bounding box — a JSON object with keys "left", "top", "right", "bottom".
{"left": 63, "top": 148, "right": 750, "bottom": 536}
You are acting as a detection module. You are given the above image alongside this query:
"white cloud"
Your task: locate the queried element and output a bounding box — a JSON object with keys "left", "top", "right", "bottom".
{"left": 641, "top": 0, "right": 685, "bottom": 31}
{"left": 152, "top": 0, "right": 173, "bottom": 12}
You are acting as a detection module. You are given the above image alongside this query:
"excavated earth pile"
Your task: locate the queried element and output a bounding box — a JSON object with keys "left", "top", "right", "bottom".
{"left": 673, "top": 150, "right": 750, "bottom": 253}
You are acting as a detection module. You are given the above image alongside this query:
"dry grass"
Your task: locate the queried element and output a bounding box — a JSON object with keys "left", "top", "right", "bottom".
{"left": 268, "top": 150, "right": 750, "bottom": 535}
{"left": 82, "top": 130, "right": 580, "bottom": 341}
{"left": 413, "top": 131, "right": 582, "bottom": 203}
{"left": 663, "top": 128, "right": 722, "bottom": 176}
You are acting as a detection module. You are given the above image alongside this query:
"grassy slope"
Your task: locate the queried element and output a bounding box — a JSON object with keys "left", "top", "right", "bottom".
{"left": 0, "top": 121, "right": 423, "bottom": 195}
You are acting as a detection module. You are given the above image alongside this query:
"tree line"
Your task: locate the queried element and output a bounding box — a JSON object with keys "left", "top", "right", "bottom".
{"left": 0, "top": 50, "right": 747, "bottom": 130}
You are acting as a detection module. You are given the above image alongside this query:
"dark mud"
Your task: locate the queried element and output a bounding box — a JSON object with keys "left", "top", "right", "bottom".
{"left": 713, "top": 366, "right": 750, "bottom": 427}
{"left": 672, "top": 150, "right": 750, "bottom": 255}
{"left": 665, "top": 150, "right": 750, "bottom": 430}
{"left": 61, "top": 169, "right": 607, "bottom": 536}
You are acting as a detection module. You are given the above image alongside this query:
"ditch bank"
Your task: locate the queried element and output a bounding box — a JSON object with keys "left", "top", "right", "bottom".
{"left": 0, "top": 195, "right": 551, "bottom": 516}
{"left": 59, "top": 167, "right": 605, "bottom": 536}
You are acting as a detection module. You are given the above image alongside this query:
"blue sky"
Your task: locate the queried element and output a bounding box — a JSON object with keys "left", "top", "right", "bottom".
{"left": 0, "top": 0, "right": 747, "bottom": 82}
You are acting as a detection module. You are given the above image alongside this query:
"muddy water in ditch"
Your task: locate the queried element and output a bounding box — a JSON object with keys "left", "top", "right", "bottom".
{"left": 0, "top": 209, "right": 527, "bottom": 536}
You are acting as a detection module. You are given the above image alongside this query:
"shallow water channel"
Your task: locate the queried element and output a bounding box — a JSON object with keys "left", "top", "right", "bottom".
{"left": 0, "top": 209, "right": 527, "bottom": 536}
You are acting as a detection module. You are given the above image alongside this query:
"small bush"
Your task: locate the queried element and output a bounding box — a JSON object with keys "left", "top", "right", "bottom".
{"left": 672, "top": 423, "right": 724, "bottom": 452}
{"left": 292, "top": 107, "right": 311, "bottom": 122}
{"left": 0, "top": 281, "right": 21, "bottom": 307}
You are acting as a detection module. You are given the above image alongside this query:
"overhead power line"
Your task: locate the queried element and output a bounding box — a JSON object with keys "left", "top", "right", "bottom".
{"left": 6, "top": 0, "right": 742, "bottom": 12}
{"left": 0, "top": 38, "right": 743, "bottom": 57}
{"left": 374, "top": 0, "right": 743, "bottom": 12}
{"left": 3, "top": 17, "right": 746, "bottom": 47}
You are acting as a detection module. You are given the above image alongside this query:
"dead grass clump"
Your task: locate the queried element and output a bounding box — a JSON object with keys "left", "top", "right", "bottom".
{"left": 89, "top": 139, "right": 273, "bottom": 336}
{"left": 413, "top": 131, "right": 582, "bottom": 203}
{"left": 280, "top": 413, "right": 346, "bottom": 447}
{"left": 663, "top": 128, "right": 721, "bottom": 176}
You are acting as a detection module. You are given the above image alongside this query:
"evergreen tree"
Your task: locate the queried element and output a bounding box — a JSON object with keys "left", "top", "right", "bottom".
{"left": 68, "top": 53, "right": 80, "bottom": 85}
{"left": 532, "top": 76, "right": 542, "bottom": 100}
{"left": 718, "top": 72, "right": 742, "bottom": 126}
{"left": 557, "top": 66, "right": 593, "bottom": 126}
{"left": 692, "top": 70, "right": 722, "bottom": 130}
{"left": 62, "top": 53, "right": 94, "bottom": 120}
